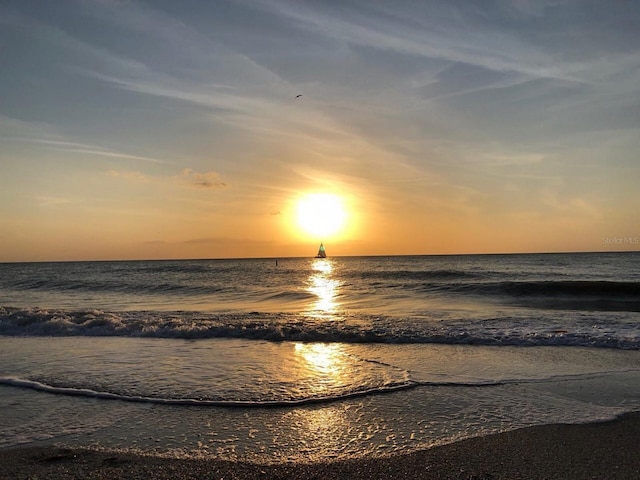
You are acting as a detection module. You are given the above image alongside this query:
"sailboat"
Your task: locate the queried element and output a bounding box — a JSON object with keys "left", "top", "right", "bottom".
{"left": 315, "top": 242, "right": 327, "bottom": 258}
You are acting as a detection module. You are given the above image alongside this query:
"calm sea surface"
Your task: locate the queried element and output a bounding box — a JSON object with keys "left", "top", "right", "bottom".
{"left": 1, "top": 253, "right": 639, "bottom": 461}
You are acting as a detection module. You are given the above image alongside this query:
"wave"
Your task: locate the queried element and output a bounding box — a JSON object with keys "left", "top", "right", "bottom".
{"left": 356, "top": 269, "right": 486, "bottom": 281}
{"left": 0, "top": 376, "right": 418, "bottom": 408}
{"left": 450, "top": 280, "right": 640, "bottom": 297}
{"left": 3, "top": 374, "right": 619, "bottom": 409}
{"left": 258, "top": 291, "right": 317, "bottom": 302}
{"left": 1, "top": 306, "right": 638, "bottom": 350}
{"left": 422, "top": 280, "right": 640, "bottom": 312}
{"left": 5, "top": 278, "right": 230, "bottom": 297}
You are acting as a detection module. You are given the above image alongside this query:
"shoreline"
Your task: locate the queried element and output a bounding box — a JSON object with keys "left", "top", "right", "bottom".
{"left": 2, "top": 413, "right": 639, "bottom": 480}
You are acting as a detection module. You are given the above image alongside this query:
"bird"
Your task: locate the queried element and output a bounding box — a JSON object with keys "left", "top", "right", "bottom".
{"left": 295, "top": 94, "right": 302, "bottom": 98}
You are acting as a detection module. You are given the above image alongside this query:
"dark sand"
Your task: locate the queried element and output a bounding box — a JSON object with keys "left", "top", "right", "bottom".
{"left": 2, "top": 413, "right": 639, "bottom": 480}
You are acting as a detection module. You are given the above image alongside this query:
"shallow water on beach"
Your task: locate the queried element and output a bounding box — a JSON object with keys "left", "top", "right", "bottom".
{"left": 1, "top": 253, "right": 639, "bottom": 461}
{"left": 1, "top": 337, "right": 639, "bottom": 461}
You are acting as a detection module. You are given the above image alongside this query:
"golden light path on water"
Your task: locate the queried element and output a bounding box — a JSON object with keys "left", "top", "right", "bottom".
{"left": 291, "top": 342, "right": 362, "bottom": 459}
{"left": 295, "top": 263, "right": 356, "bottom": 457}
{"left": 294, "top": 343, "right": 348, "bottom": 394}
{"left": 307, "top": 258, "right": 340, "bottom": 315}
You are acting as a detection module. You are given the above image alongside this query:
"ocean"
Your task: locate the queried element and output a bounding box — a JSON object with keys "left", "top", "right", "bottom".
{"left": 1, "top": 252, "right": 639, "bottom": 462}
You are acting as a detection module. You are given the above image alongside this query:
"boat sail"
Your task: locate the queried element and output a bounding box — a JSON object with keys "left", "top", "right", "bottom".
{"left": 315, "top": 242, "right": 327, "bottom": 258}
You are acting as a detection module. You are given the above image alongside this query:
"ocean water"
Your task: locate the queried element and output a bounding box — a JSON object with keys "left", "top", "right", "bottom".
{"left": 1, "top": 252, "right": 639, "bottom": 462}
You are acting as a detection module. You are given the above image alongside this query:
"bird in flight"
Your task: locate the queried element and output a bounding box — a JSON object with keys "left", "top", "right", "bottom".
{"left": 296, "top": 94, "right": 302, "bottom": 98}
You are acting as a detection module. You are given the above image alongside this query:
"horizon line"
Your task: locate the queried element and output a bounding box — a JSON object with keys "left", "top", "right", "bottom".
{"left": 1, "top": 249, "right": 639, "bottom": 264}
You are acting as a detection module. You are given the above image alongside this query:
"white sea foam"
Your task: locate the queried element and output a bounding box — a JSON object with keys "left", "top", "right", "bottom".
{"left": 1, "top": 306, "right": 638, "bottom": 349}
{"left": 0, "top": 376, "right": 418, "bottom": 407}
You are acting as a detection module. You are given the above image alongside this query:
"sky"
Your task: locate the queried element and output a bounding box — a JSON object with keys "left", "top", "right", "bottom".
{"left": 1, "top": 0, "right": 639, "bottom": 261}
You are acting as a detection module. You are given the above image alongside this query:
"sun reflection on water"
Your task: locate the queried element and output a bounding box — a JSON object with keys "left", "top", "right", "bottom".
{"left": 293, "top": 342, "right": 356, "bottom": 396}
{"left": 295, "top": 342, "right": 342, "bottom": 377}
{"left": 307, "top": 259, "right": 340, "bottom": 315}
{"left": 290, "top": 342, "right": 359, "bottom": 459}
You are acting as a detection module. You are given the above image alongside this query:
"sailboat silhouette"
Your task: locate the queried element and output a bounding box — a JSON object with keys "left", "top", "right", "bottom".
{"left": 315, "top": 242, "right": 327, "bottom": 258}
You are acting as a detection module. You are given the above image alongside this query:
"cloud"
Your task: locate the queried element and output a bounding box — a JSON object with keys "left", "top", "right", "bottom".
{"left": 106, "top": 168, "right": 228, "bottom": 191}
{"left": 178, "top": 168, "right": 228, "bottom": 189}
{"left": 251, "top": 1, "right": 568, "bottom": 81}
{"left": 0, "top": 114, "right": 61, "bottom": 142}
{"left": 10, "top": 137, "right": 170, "bottom": 165}
{"left": 39, "top": 140, "right": 168, "bottom": 164}
{"left": 62, "top": 147, "right": 168, "bottom": 164}
{"left": 64, "top": 1, "right": 294, "bottom": 110}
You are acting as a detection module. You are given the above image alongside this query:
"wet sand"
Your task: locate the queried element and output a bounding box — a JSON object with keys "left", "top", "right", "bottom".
{"left": 1, "top": 413, "right": 639, "bottom": 480}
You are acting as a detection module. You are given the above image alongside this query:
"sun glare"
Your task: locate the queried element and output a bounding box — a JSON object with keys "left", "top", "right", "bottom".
{"left": 295, "top": 193, "right": 348, "bottom": 239}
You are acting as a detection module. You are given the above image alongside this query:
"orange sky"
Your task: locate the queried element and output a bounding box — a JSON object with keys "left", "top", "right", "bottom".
{"left": 1, "top": 1, "right": 639, "bottom": 261}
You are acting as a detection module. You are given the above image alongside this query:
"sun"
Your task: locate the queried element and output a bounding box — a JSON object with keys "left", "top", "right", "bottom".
{"left": 295, "top": 193, "right": 348, "bottom": 239}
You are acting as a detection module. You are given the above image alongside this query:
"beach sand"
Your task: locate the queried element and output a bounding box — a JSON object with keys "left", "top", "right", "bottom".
{"left": 1, "top": 412, "right": 639, "bottom": 480}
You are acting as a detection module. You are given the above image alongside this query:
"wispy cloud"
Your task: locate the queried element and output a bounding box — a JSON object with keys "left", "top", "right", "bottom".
{"left": 31, "top": 139, "right": 169, "bottom": 164}
{"left": 250, "top": 0, "right": 571, "bottom": 81}
{"left": 178, "top": 168, "right": 228, "bottom": 189}
{"left": 2, "top": 0, "right": 638, "bottom": 258}
{"left": 64, "top": 147, "right": 168, "bottom": 164}
{"left": 0, "top": 114, "right": 62, "bottom": 144}
{"left": 5, "top": 134, "right": 171, "bottom": 165}
{"left": 107, "top": 168, "right": 228, "bottom": 190}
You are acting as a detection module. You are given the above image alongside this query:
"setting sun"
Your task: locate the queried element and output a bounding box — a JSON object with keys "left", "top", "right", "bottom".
{"left": 295, "top": 193, "right": 348, "bottom": 239}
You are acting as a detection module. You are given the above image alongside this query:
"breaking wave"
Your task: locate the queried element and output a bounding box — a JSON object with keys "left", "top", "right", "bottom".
{"left": 1, "top": 306, "right": 638, "bottom": 350}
